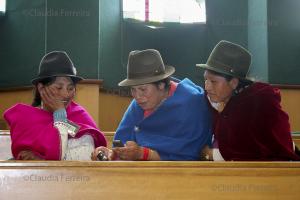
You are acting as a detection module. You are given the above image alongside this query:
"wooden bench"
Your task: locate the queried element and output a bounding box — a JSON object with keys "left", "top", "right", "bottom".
{"left": 1, "top": 130, "right": 300, "bottom": 160}
{"left": 0, "top": 161, "right": 299, "bottom": 199}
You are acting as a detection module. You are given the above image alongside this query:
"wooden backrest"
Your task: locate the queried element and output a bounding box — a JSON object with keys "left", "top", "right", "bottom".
{"left": 103, "top": 131, "right": 114, "bottom": 148}
{"left": 293, "top": 133, "right": 300, "bottom": 147}
{"left": 0, "top": 161, "right": 300, "bottom": 200}
{"left": 1, "top": 131, "right": 300, "bottom": 160}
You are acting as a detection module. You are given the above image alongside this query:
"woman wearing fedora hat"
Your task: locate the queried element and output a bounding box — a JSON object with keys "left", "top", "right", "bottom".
{"left": 197, "top": 40, "right": 299, "bottom": 161}
{"left": 4, "top": 51, "right": 106, "bottom": 160}
{"left": 92, "top": 49, "right": 212, "bottom": 161}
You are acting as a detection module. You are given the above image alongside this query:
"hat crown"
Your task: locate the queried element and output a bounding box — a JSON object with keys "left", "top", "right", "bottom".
{"left": 127, "top": 49, "right": 166, "bottom": 79}
{"left": 38, "top": 51, "right": 77, "bottom": 77}
{"left": 118, "top": 49, "right": 175, "bottom": 86}
{"left": 32, "top": 51, "right": 83, "bottom": 84}
{"left": 205, "top": 40, "right": 251, "bottom": 78}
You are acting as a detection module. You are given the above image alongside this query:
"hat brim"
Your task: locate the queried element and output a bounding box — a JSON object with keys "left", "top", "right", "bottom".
{"left": 196, "top": 64, "right": 252, "bottom": 81}
{"left": 118, "top": 65, "right": 175, "bottom": 87}
{"left": 31, "top": 75, "right": 83, "bottom": 85}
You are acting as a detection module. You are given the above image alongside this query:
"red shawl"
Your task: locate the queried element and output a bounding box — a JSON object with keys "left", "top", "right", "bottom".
{"left": 212, "top": 82, "right": 299, "bottom": 161}
{"left": 4, "top": 102, "right": 107, "bottom": 160}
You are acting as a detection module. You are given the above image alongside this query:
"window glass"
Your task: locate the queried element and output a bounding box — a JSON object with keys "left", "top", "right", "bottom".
{"left": 0, "top": 0, "right": 6, "bottom": 13}
{"left": 123, "top": 0, "right": 206, "bottom": 23}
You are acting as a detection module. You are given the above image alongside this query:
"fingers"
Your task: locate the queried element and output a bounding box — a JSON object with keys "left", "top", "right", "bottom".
{"left": 113, "top": 141, "right": 141, "bottom": 160}
{"left": 92, "top": 142, "right": 142, "bottom": 161}
{"left": 17, "top": 151, "right": 43, "bottom": 160}
{"left": 125, "top": 141, "right": 138, "bottom": 147}
{"left": 40, "top": 86, "right": 65, "bottom": 111}
{"left": 91, "top": 146, "right": 113, "bottom": 161}
{"left": 41, "top": 86, "right": 55, "bottom": 102}
{"left": 200, "top": 145, "right": 213, "bottom": 161}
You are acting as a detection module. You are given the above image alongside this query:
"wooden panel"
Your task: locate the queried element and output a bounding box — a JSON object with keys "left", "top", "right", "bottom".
{"left": 75, "top": 83, "right": 100, "bottom": 127}
{"left": 279, "top": 88, "right": 300, "bottom": 131}
{"left": 0, "top": 161, "right": 300, "bottom": 200}
{"left": 98, "top": 91, "right": 132, "bottom": 131}
{"left": 103, "top": 131, "right": 114, "bottom": 148}
{"left": 293, "top": 134, "right": 300, "bottom": 147}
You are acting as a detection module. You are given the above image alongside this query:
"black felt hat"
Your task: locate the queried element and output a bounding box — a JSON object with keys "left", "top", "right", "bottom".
{"left": 31, "top": 51, "right": 83, "bottom": 85}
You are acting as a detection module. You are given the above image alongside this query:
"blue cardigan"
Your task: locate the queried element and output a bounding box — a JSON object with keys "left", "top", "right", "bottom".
{"left": 114, "top": 78, "right": 212, "bottom": 160}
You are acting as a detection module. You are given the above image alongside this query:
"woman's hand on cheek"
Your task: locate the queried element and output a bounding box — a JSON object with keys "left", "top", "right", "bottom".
{"left": 40, "top": 86, "right": 65, "bottom": 112}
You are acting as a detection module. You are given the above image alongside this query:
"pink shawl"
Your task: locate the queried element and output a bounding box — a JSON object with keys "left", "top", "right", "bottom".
{"left": 4, "top": 102, "right": 107, "bottom": 160}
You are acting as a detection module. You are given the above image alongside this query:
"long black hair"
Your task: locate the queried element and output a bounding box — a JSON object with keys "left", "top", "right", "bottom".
{"left": 31, "top": 77, "right": 57, "bottom": 107}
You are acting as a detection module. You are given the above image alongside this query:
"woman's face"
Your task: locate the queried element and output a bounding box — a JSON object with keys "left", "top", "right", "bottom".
{"left": 203, "top": 70, "right": 238, "bottom": 104}
{"left": 51, "top": 77, "right": 76, "bottom": 105}
{"left": 38, "top": 77, "right": 76, "bottom": 109}
{"left": 131, "top": 83, "right": 167, "bottom": 111}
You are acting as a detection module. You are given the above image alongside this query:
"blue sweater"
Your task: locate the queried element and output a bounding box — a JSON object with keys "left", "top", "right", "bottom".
{"left": 114, "top": 78, "right": 212, "bottom": 160}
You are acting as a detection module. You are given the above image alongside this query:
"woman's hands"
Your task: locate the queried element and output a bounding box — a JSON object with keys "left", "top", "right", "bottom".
{"left": 91, "top": 141, "right": 144, "bottom": 161}
{"left": 17, "top": 150, "right": 44, "bottom": 160}
{"left": 200, "top": 145, "right": 213, "bottom": 161}
{"left": 113, "top": 141, "right": 143, "bottom": 161}
{"left": 39, "top": 84, "right": 65, "bottom": 112}
{"left": 91, "top": 146, "right": 115, "bottom": 161}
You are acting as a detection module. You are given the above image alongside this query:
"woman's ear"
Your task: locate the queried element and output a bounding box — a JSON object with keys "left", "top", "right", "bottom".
{"left": 37, "top": 83, "right": 44, "bottom": 93}
{"left": 229, "top": 78, "right": 239, "bottom": 90}
{"left": 158, "top": 82, "right": 165, "bottom": 90}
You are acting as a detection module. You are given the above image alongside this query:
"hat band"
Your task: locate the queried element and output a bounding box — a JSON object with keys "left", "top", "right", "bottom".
{"left": 128, "top": 68, "right": 164, "bottom": 79}
{"left": 207, "top": 59, "right": 240, "bottom": 76}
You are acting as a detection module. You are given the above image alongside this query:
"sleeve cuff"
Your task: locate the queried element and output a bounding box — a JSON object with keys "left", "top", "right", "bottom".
{"left": 53, "top": 108, "right": 68, "bottom": 122}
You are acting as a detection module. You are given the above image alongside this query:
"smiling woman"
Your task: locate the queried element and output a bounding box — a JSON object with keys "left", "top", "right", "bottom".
{"left": 3, "top": 51, "right": 107, "bottom": 161}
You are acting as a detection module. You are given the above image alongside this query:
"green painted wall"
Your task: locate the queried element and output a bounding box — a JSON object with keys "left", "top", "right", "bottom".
{"left": 268, "top": 0, "right": 300, "bottom": 84}
{"left": 0, "top": 0, "right": 45, "bottom": 87}
{"left": 46, "top": 0, "right": 100, "bottom": 80}
{"left": 99, "top": 0, "right": 122, "bottom": 89}
{"left": 122, "top": 21, "right": 209, "bottom": 85}
{"left": 248, "top": 0, "right": 268, "bottom": 82}
{"left": 0, "top": 0, "right": 122, "bottom": 89}
{"left": 1, "top": 0, "right": 299, "bottom": 89}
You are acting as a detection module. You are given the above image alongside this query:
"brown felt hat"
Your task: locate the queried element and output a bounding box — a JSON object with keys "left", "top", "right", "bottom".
{"left": 31, "top": 51, "right": 83, "bottom": 85}
{"left": 196, "top": 40, "right": 252, "bottom": 80}
{"left": 118, "top": 49, "right": 175, "bottom": 87}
